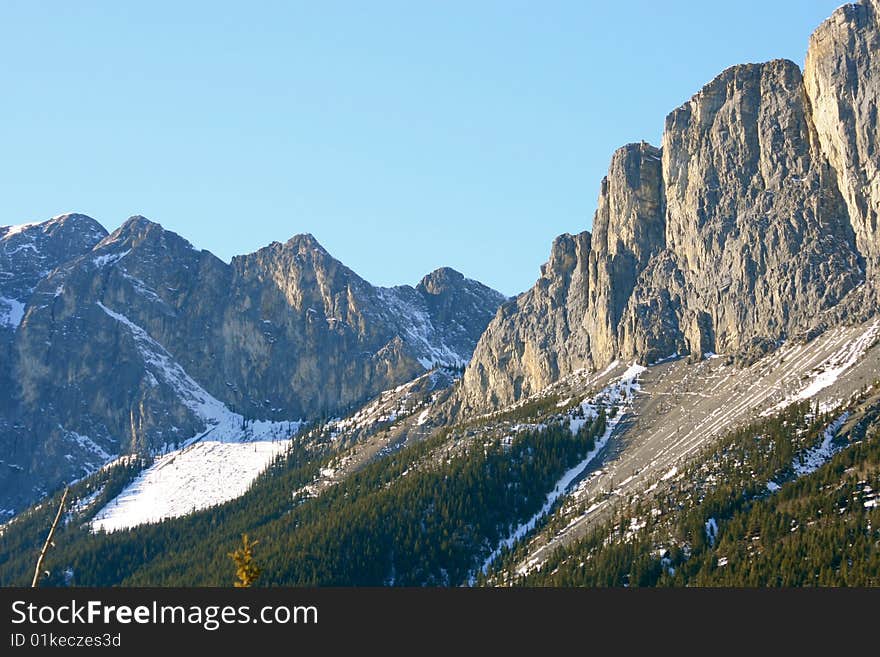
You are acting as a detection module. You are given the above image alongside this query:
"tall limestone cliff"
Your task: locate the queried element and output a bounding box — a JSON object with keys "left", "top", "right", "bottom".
{"left": 622, "top": 59, "right": 862, "bottom": 361}
{"left": 804, "top": 0, "right": 880, "bottom": 266}
{"left": 462, "top": 231, "right": 592, "bottom": 407}
{"left": 587, "top": 141, "right": 666, "bottom": 365}
{"left": 458, "top": 2, "right": 877, "bottom": 415}
{"left": 461, "top": 143, "right": 664, "bottom": 407}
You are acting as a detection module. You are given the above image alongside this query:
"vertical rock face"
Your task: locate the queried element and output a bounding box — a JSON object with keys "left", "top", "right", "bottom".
{"left": 458, "top": 142, "right": 665, "bottom": 411}
{"left": 586, "top": 142, "right": 665, "bottom": 365}
{"left": 460, "top": 232, "right": 592, "bottom": 409}
{"left": 222, "top": 234, "right": 416, "bottom": 419}
{"left": 0, "top": 216, "right": 504, "bottom": 512}
{"left": 0, "top": 215, "right": 109, "bottom": 398}
{"left": 651, "top": 59, "right": 861, "bottom": 356}
{"left": 805, "top": 0, "right": 880, "bottom": 264}
{"left": 459, "top": 14, "right": 879, "bottom": 415}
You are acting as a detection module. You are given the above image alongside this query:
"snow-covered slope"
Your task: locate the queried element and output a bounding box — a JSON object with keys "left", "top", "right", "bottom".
{"left": 90, "top": 438, "right": 294, "bottom": 532}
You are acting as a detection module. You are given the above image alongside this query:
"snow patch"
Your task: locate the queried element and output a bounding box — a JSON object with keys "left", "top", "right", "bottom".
{"left": 661, "top": 466, "right": 678, "bottom": 481}
{"left": 620, "top": 362, "right": 646, "bottom": 387}
{"left": 92, "top": 249, "right": 130, "bottom": 268}
{"left": 121, "top": 272, "right": 165, "bottom": 304}
{"left": 5, "top": 243, "right": 37, "bottom": 256}
{"left": 766, "top": 413, "right": 849, "bottom": 492}
{"left": 651, "top": 352, "right": 680, "bottom": 365}
{"left": 705, "top": 517, "right": 718, "bottom": 546}
{"left": 416, "top": 407, "right": 432, "bottom": 426}
{"left": 91, "top": 439, "right": 292, "bottom": 532}
{"left": 791, "top": 412, "right": 849, "bottom": 478}
{"left": 0, "top": 297, "right": 26, "bottom": 329}
{"left": 62, "top": 427, "right": 113, "bottom": 461}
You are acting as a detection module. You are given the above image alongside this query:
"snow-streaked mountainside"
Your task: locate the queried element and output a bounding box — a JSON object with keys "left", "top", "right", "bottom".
{"left": 88, "top": 300, "right": 304, "bottom": 531}
{"left": 95, "top": 300, "right": 303, "bottom": 447}
{"left": 477, "top": 363, "right": 645, "bottom": 578}
{"left": 0, "top": 213, "right": 505, "bottom": 515}
{"left": 2, "top": 1, "right": 880, "bottom": 585}
{"left": 88, "top": 366, "right": 456, "bottom": 532}
{"left": 0, "top": 214, "right": 108, "bottom": 304}
{"left": 3, "top": 296, "right": 879, "bottom": 586}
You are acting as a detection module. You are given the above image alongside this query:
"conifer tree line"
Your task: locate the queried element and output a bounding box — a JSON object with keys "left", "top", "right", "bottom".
{"left": 493, "top": 399, "right": 880, "bottom": 586}
{"left": 0, "top": 413, "right": 607, "bottom": 586}
{"left": 1, "top": 391, "right": 878, "bottom": 587}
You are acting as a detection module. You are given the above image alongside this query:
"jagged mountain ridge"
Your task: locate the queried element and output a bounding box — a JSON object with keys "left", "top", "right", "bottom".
{"left": 457, "top": 0, "right": 880, "bottom": 415}
{"left": 1, "top": 0, "right": 879, "bottom": 588}
{"left": 0, "top": 214, "right": 505, "bottom": 513}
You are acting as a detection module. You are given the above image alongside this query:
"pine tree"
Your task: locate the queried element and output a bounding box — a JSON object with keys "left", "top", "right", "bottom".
{"left": 228, "top": 534, "right": 262, "bottom": 587}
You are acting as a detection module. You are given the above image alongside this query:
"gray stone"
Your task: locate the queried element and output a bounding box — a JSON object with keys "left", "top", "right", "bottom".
{"left": 458, "top": 21, "right": 876, "bottom": 416}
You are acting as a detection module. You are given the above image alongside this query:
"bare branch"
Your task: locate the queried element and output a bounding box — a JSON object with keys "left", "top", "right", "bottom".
{"left": 32, "top": 486, "right": 69, "bottom": 588}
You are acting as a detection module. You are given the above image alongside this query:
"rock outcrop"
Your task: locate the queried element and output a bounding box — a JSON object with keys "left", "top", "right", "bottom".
{"left": 804, "top": 0, "right": 880, "bottom": 265}
{"left": 458, "top": 3, "right": 878, "bottom": 415}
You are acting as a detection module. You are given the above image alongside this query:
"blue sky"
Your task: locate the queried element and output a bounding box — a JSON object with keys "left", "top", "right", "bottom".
{"left": 0, "top": 1, "right": 843, "bottom": 296}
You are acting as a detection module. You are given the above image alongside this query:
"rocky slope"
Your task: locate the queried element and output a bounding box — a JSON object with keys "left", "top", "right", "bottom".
{"left": 457, "top": 1, "right": 879, "bottom": 415}
{"left": 0, "top": 215, "right": 504, "bottom": 513}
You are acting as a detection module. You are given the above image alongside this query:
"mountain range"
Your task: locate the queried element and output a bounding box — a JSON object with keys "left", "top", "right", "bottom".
{"left": 0, "top": 215, "right": 505, "bottom": 513}
{"left": 0, "top": 0, "right": 879, "bottom": 587}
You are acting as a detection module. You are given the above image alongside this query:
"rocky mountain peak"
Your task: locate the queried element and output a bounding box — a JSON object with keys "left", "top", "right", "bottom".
{"left": 117, "top": 214, "right": 160, "bottom": 235}
{"left": 417, "top": 267, "right": 466, "bottom": 296}
{"left": 283, "top": 232, "right": 327, "bottom": 254}
{"left": 99, "top": 215, "right": 196, "bottom": 253}
{"left": 1, "top": 212, "right": 107, "bottom": 243}
{"left": 0, "top": 213, "right": 108, "bottom": 330}
{"left": 239, "top": 232, "right": 340, "bottom": 269}
{"left": 456, "top": 6, "right": 875, "bottom": 416}
{"left": 541, "top": 232, "right": 589, "bottom": 280}
{"left": 41, "top": 212, "right": 105, "bottom": 234}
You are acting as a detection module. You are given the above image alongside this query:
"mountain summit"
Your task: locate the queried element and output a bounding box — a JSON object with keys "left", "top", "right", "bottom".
{"left": 456, "top": 4, "right": 880, "bottom": 414}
